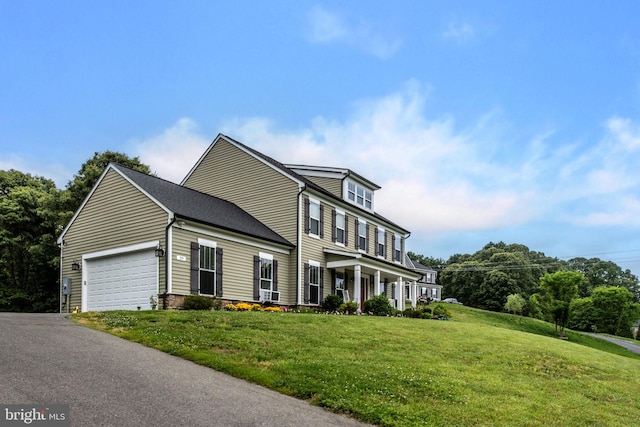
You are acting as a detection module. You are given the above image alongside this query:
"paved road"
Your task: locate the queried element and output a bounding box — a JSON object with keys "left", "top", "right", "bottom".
{"left": 584, "top": 332, "right": 640, "bottom": 355}
{"left": 0, "top": 313, "right": 371, "bottom": 427}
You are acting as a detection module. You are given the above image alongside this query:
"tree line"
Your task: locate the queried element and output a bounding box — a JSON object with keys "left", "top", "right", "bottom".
{"left": 409, "top": 241, "right": 640, "bottom": 338}
{"left": 0, "top": 152, "right": 150, "bottom": 312}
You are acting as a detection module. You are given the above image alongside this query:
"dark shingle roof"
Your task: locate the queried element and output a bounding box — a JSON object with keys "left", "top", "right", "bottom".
{"left": 113, "top": 164, "right": 293, "bottom": 248}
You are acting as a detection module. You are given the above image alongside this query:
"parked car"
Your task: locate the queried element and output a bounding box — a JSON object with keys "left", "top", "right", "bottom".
{"left": 443, "top": 298, "right": 463, "bottom": 304}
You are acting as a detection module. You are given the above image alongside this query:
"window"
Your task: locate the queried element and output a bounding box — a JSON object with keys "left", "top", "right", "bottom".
{"left": 335, "top": 211, "right": 345, "bottom": 245}
{"left": 260, "top": 256, "right": 273, "bottom": 291}
{"left": 393, "top": 234, "right": 402, "bottom": 262}
{"left": 199, "top": 244, "right": 216, "bottom": 295}
{"left": 253, "top": 253, "right": 278, "bottom": 301}
{"left": 309, "top": 199, "right": 320, "bottom": 236}
{"left": 309, "top": 262, "right": 320, "bottom": 305}
{"left": 358, "top": 220, "right": 367, "bottom": 252}
{"left": 305, "top": 197, "right": 323, "bottom": 238}
{"left": 377, "top": 228, "right": 385, "bottom": 257}
{"left": 191, "top": 240, "right": 222, "bottom": 297}
{"left": 346, "top": 181, "right": 373, "bottom": 210}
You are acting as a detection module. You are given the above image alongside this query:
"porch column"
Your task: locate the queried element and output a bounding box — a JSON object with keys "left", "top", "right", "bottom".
{"left": 397, "top": 276, "right": 404, "bottom": 311}
{"left": 411, "top": 280, "right": 417, "bottom": 308}
{"left": 374, "top": 270, "right": 381, "bottom": 296}
{"left": 353, "top": 265, "right": 361, "bottom": 307}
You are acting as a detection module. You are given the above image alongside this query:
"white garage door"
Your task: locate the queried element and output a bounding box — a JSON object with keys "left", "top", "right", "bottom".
{"left": 86, "top": 250, "right": 158, "bottom": 311}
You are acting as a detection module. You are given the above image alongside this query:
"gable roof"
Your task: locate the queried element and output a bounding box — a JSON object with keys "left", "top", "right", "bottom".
{"left": 184, "top": 133, "right": 409, "bottom": 234}
{"left": 59, "top": 163, "right": 293, "bottom": 248}
{"left": 405, "top": 255, "right": 437, "bottom": 273}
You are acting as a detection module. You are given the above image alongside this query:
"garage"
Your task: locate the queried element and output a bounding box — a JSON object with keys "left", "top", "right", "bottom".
{"left": 85, "top": 249, "right": 158, "bottom": 311}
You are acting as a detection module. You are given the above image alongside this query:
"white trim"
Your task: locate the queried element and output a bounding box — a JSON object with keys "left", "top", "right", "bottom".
{"left": 82, "top": 240, "right": 160, "bottom": 260}
{"left": 167, "top": 225, "right": 173, "bottom": 294}
{"left": 259, "top": 252, "right": 273, "bottom": 260}
{"left": 197, "top": 237, "right": 217, "bottom": 248}
{"left": 308, "top": 260, "right": 321, "bottom": 267}
{"left": 308, "top": 197, "right": 321, "bottom": 238}
{"left": 180, "top": 223, "right": 290, "bottom": 254}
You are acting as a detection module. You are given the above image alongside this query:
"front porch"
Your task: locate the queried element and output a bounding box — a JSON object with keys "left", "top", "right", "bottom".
{"left": 324, "top": 249, "right": 422, "bottom": 312}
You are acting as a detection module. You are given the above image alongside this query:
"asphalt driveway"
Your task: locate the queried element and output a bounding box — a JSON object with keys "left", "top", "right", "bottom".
{"left": 0, "top": 313, "right": 371, "bottom": 427}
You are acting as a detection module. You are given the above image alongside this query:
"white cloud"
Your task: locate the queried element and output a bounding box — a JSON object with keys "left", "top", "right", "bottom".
{"left": 133, "top": 118, "right": 210, "bottom": 183}
{"left": 442, "top": 21, "right": 475, "bottom": 44}
{"left": 130, "top": 84, "right": 640, "bottom": 236}
{"left": 0, "top": 154, "right": 71, "bottom": 188}
{"left": 306, "top": 5, "right": 402, "bottom": 59}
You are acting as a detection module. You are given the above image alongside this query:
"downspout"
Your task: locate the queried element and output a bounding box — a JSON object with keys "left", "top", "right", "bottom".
{"left": 296, "top": 184, "right": 306, "bottom": 306}
{"left": 58, "top": 241, "right": 64, "bottom": 313}
{"left": 163, "top": 216, "right": 177, "bottom": 310}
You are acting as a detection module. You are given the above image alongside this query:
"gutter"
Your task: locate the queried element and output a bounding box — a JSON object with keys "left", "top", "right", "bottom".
{"left": 163, "top": 215, "right": 177, "bottom": 310}
{"left": 296, "top": 184, "right": 306, "bottom": 306}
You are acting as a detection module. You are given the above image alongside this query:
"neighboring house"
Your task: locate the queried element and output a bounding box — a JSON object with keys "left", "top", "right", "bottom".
{"left": 58, "top": 133, "right": 422, "bottom": 312}
{"left": 405, "top": 256, "right": 441, "bottom": 302}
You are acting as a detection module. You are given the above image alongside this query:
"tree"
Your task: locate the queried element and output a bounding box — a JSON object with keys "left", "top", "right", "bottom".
{"left": 0, "top": 170, "right": 62, "bottom": 311}
{"left": 439, "top": 242, "right": 561, "bottom": 312}
{"left": 534, "top": 271, "right": 583, "bottom": 338}
{"left": 567, "top": 257, "right": 640, "bottom": 301}
{"left": 505, "top": 293, "right": 526, "bottom": 315}
{"left": 590, "top": 286, "right": 640, "bottom": 337}
{"left": 63, "top": 151, "right": 151, "bottom": 217}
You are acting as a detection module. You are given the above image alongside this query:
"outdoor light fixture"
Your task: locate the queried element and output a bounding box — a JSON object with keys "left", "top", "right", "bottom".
{"left": 71, "top": 260, "right": 81, "bottom": 271}
{"left": 155, "top": 245, "right": 165, "bottom": 258}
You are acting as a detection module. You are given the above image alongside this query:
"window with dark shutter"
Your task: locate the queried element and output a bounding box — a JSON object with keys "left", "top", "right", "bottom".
{"left": 304, "top": 263, "right": 310, "bottom": 304}
{"left": 190, "top": 242, "right": 199, "bottom": 294}
{"left": 215, "top": 248, "right": 223, "bottom": 297}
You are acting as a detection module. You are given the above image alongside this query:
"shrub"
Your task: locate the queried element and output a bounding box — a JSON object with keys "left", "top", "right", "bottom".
{"left": 182, "top": 295, "right": 215, "bottom": 310}
{"left": 322, "top": 294, "right": 344, "bottom": 312}
{"left": 364, "top": 294, "right": 394, "bottom": 316}
{"left": 432, "top": 304, "right": 451, "bottom": 319}
{"left": 402, "top": 307, "right": 434, "bottom": 319}
{"left": 339, "top": 301, "right": 359, "bottom": 315}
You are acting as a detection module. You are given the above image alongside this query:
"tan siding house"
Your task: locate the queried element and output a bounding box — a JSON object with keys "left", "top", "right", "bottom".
{"left": 59, "top": 133, "right": 423, "bottom": 313}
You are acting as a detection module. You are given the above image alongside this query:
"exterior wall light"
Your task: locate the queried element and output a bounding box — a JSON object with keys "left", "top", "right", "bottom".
{"left": 155, "top": 245, "right": 165, "bottom": 258}
{"left": 71, "top": 260, "right": 81, "bottom": 271}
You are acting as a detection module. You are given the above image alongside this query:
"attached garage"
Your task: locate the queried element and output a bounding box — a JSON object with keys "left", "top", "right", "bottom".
{"left": 83, "top": 248, "right": 158, "bottom": 311}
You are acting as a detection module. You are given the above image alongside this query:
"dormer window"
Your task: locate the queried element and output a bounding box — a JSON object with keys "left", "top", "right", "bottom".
{"left": 347, "top": 181, "right": 373, "bottom": 210}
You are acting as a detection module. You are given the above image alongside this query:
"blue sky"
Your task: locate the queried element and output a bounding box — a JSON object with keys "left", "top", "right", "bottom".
{"left": 2, "top": 1, "right": 640, "bottom": 274}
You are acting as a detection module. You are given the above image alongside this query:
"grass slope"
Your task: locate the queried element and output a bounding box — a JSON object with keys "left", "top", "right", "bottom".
{"left": 74, "top": 306, "right": 640, "bottom": 427}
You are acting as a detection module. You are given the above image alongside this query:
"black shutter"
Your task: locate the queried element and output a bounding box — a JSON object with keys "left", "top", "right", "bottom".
{"left": 354, "top": 219, "right": 359, "bottom": 250}
{"left": 319, "top": 267, "right": 324, "bottom": 302}
{"left": 319, "top": 204, "right": 324, "bottom": 238}
{"left": 384, "top": 232, "right": 388, "bottom": 258}
{"left": 253, "top": 255, "right": 260, "bottom": 300}
{"left": 392, "top": 235, "right": 397, "bottom": 261}
{"left": 366, "top": 224, "right": 370, "bottom": 253}
{"left": 401, "top": 237, "right": 405, "bottom": 263}
{"left": 374, "top": 226, "right": 379, "bottom": 254}
{"left": 273, "top": 260, "right": 278, "bottom": 292}
{"left": 304, "top": 263, "right": 310, "bottom": 304}
{"left": 190, "top": 242, "right": 199, "bottom": 294}
{"left": 215, "top": 248, "right": 223, "bottom": 297}
{"left": 304, "top": 197, "right": 310, "bottom": 234}
{"left": 331, "top": 209, "right": 336, "bottom": 242}
{"left": 344, "top": 214, "right": 348, "bottom": 246}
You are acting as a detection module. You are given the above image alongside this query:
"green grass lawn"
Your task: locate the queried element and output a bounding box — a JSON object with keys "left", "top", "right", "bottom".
{"left": 74, "top": 305, "right": 640, "bottom": 427}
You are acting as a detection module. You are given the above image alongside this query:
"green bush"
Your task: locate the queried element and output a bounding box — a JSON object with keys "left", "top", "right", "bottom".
{"left": 322, "top": 294, "right": 344, "bottom": 312}
{"left": 403, "top": 307, "right": 434, "bottom": 319}
{"left": 432, "top": 304, "right": 451, "bottom": 319}
{"left": 363, "top": 294, "right": 393, "bottom": 316}
{"left": 182, "top": 295, "right": 215, "bottom": 310}
{"left": 339, "top": 301, "right": 359, "bottom": 315}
